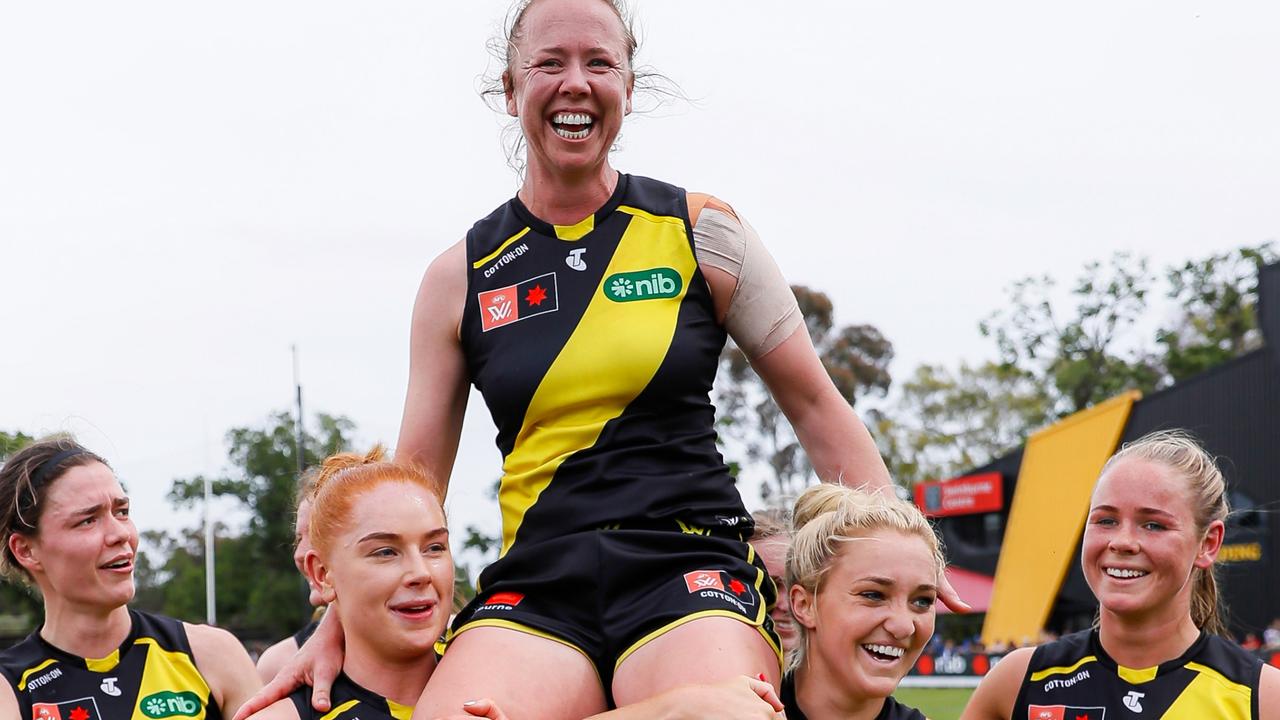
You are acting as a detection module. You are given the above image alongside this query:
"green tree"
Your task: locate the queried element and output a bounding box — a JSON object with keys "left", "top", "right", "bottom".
{"left": 455, "top": 478, "right": 503, "bottom": 604}
{"left": 154, "top": 411, "right": 355, "bottom": 638}
{"left": 1158, "top": 243, "right": 1278, "bottom": 381}
{"left": 867, "top": 362, "right": 1052, "bottom": 487}
{"left": 0, "top": 431, "right": 40, "bottom": 636}
{"left": 0, "top": 431, "right": 34, "bottom": 459}
{"left": 715, "top": 286, "right": 894, "bottom": 505}
{"left": 980, "top": 252, "right": 1163, "bottom": 417}
{"left": 879, "top": 245, "right": 1274, "bottom": 486}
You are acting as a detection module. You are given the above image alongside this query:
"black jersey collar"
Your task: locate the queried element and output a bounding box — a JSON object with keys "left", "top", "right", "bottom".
{"left": 333, "top": 671, "right": 414, "bottom": 718}
{"left": 511, "top": 173, "right": 630, "bottom": 242}
{"left": 1089, "top": 627, "right": 1208, "bottom": 683}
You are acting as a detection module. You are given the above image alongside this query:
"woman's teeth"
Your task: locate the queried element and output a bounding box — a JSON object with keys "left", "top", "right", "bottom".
{"left": 552, "top": 112, "right": 593, "bottom": 139}
{"left": 863, "top": 643, "right": 905, "bottom": 660}
{"left": 1105, "top": 567, "right": 1149, "bottom": 579}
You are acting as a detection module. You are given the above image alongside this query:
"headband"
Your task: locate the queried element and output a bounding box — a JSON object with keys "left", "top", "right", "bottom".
{"left": 29, "top": 448, "right": 90, "bottom": 488}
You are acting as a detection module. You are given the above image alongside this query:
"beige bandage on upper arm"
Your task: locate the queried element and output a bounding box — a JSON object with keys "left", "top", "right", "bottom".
{"left": 693, "top": 205, "right": 803, "bottom": 359}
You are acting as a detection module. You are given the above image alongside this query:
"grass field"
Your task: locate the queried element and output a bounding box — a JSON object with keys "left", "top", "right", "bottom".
{"left": 892, "top": 687, "right": 975, "bottom": 720}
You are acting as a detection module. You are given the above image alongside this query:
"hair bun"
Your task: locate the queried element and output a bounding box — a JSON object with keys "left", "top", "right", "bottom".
{"left": 791, "top": 482, "right": 877, "bottom": 528}
{"left": 311, "top": 444, "right": 386, "bottom": 496}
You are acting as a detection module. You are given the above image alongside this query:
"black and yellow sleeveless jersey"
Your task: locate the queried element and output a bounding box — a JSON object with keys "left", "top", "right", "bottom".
{"left": 780, "top": 672, "right": 927, "bottom": 719}
{"left": 0, "top": 609, "right": 221, "bottom": 720}
{"left": 1014, "top": 629, "right": 1262, "bottom": 719}
{"left": 287, "top": 673, "right": 412, "bottom": 720}
{"left": 461, "top": 173, "right": 751, "bottom": 556}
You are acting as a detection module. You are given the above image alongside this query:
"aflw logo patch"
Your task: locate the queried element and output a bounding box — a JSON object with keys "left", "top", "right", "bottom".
{"left": 478, "top": 272, "right": 559, "bottom": 332}
{"left": 32, "top": 698, "right": 102, "bottom": 720}
{"left": 1028, "top": 705, "right": 1106, "bottom": 720}
{"left": 683, "top": 570, "right": 757, "bottom": 612}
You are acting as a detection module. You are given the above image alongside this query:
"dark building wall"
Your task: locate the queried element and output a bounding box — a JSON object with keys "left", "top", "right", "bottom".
{"left": 932, "top": 263, "right": 1280, "bottom": 636}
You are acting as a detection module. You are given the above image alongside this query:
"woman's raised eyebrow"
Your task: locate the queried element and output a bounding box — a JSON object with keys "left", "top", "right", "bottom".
{"left": 857, "top": 576, "right": 896, "bottom": 587}
{"left": 71, "top": 496, "right": 128, "bottom": 517}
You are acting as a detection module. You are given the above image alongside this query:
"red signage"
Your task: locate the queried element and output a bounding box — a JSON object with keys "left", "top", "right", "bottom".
{"left": 914, "top": 472, "right": 1003, "bottom": 517}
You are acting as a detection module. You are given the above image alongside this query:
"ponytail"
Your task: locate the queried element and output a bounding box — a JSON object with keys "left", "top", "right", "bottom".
{"left": 1190, "top": 566, "right": 1227, "bottom": 637}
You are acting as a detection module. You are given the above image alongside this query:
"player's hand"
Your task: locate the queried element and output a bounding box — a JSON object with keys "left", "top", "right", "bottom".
{"left": 938, "top": 570, "right": 972, "bottom": 614}
{"left": 231, "top": 612, "right": 345, "bottom": 720}
{"left": 431, "top": 698, "right": 511, "bottom": 720}
{"left": 649, "top": 675, "right": 785, "bottom": 719}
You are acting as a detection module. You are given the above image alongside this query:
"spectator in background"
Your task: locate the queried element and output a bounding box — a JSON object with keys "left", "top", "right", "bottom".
{"left": 1263, "top": 619, "right": 1280, "bottom": 649}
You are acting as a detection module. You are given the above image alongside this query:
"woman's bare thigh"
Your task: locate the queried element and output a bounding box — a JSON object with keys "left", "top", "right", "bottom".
{"left": 610, "top": 616, "right": 781, "bottom": 707}
{"left": 415, "top": 627, "right": 607, "bottom": 720}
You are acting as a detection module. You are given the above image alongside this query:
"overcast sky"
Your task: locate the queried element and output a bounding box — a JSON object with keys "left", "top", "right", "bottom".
{"left": 3, "top": 1, "right": 1278, "bottom": 564}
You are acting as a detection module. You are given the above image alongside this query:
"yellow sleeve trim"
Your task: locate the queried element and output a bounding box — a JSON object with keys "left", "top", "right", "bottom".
{"left": 17, "top": 659, "right": 59, "bottom": 691}
{"left": 320, "top": 699, "right": 361, "bottom": 720}
{"left": 617, "top": 205, "right": 686, "bottom": 227}
{"left": 472, "top": 227, "right": 532, "bottom": 269}
{"left": 1029, "top": 655, "right": 1097, "bottom": 682}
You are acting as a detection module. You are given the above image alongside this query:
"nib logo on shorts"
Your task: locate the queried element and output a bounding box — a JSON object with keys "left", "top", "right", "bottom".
{"left": 1028, "top": 705, "right": 1107, "bottom": 720}
{"left": 32, "top": 698, "right": 102, "bottom": 720}
{"left": 479, "top": 272, "right": 559, "bottom": 332}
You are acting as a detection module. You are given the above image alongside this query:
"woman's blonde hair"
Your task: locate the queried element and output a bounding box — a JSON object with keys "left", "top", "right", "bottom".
{"left": 1098, "top": 430, "right": 1230, "bottom": 636}
{"left": 750, "top": 507, "right": 790, "bottom": 543}
{"left": 785, "top": 484, "right": 944, "bottom": 671}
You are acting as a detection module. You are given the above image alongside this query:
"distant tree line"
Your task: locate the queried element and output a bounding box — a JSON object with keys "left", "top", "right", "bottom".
{"left": 715, "top": 242, "right": 1277, "bottom": 498}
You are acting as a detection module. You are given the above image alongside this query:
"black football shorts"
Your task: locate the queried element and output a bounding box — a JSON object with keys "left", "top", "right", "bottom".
{"left": 441, "top": 525, "right": 782, "bottom": 700}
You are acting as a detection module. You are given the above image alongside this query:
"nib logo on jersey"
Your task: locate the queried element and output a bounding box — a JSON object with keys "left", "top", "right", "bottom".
{"left": 683, "top": 570, "right": 757, "bottom": 613}
{"left": 479, "top": 272, "right": 559, "bottom": 332}
{"left": 32, "top": 698, "right": 101, "bottom": 720}
{"left": 1027, "top": 705, "right": 1106, "bottom": 720}
{"left": 604, "top": 267, "right": 682, "bottom": 303}
{"left": 140, "top": 690, "right": 204, "bottom": 718}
